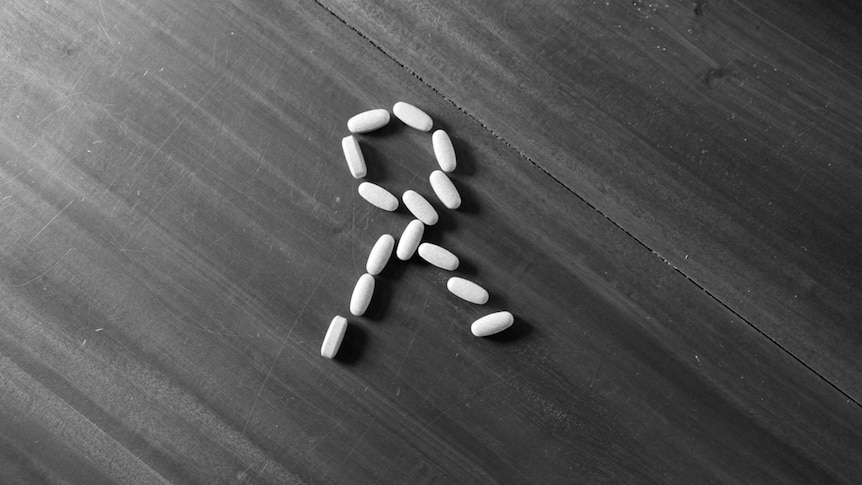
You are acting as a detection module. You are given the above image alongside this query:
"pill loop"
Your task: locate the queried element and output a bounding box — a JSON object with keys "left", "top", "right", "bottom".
{"left": 358, "top": 182, "right": 398, "bottom": 211}
{"left": 350, "top": 273, "right": 375, "bottom": 316}
{"left": 393, "top": 102, "right": 433, "bottom": 132}
{"left": 397, "top": 219, "right": 424, "bottom": 261}
{"left": 429, "top": 170, "right": 461, "bottom": 209}
{"left": 367, "top": 234, "right": 395, "bottom": 275}
{"left": 347, "top": 109, "right": 390, "bottom": 133}
{"left": 402, "top": 190, "right": 439, "bottom": 225}
{"left": 471, "top": 311, "right": 514, "bottom": 337}
{"left": 446, "top": 277, "right": 489, "bottom": 305}
{"left": 341, "top": 135, "right": 367, "bottom": 179}
{"left": 418, "top": 243, "right": 459, "bottom": 271}
{"left": 432, "top": 130, "right": 456, "bottom": 172}
{"left": 321, "top": 315, "right": 348, "bottom": 359}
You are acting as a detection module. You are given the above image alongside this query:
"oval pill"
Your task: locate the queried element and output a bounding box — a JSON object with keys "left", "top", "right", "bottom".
{"left": 393, "top": 101, "right": 433, "bottom": 132}
{"left": 471, "top": 311, "right": 514, "bottom": 337}
{"left": 432, "top": 130, "right": 456, "bottom": 172}
{"left": 347, "top": 108, "right": 390, "bottom": 133}
{"left": 402, "top": 190, "right": 438, "bottom": 225}
{"left": 396, "top": 219, "right": 424, "bottom": 260}
{"left": 321, "top": 315, "right": 348, "bottom": 359}
{"left": 367, "top": 234, "right": 395, "bottom": 275}
{"left": 341, "top": 135, "right": 367, "bottom": 179}
{"left": 418, "top": 243, "right": 459, "bottom": 271}
{"left": 446, "top": 277, "right": 489, "bottom": 304}
{"left": 429, "top": 170, "right": 461, "bottom": 209}
{"left": 358, "top": 182, "right": 398, "bottom": 211}
{"left": 350, "top": 273, "right": 375, "bottom": 316}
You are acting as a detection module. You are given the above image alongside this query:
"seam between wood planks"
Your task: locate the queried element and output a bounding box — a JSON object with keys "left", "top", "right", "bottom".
{"left": 311, "top": 0, "right": 862, "bottom": 410}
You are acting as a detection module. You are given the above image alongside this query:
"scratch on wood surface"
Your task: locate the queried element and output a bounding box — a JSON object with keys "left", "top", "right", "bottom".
{"left": 390, "top": 335, "right": 416, "bottom": 391}
{"left": 372, "top": 462, "right": 393, "bottom": 485}
{"left": 69, "top": 66, "right": 90, "bottom": 94}
{"left": 310, "top": 163, "right": 323, "bottom": 201}
{"left": 254, "top": 461, "right": 269, "bottom": 479}
{"left": 338, "top": 423, "right": 372, "bottom": 472}
{"left": 241, "top": 260, "right": 332, "bottom": 433}
{"left": 237, "top": 462, "right": 255, "bottom": 482}
{"left": 4, "top": 248, "right": 74, "bottom": 288}
{"left": 588, "top": 362, "right": 600, "bottom": 389}
{"left": 1, "top": 171, "right": 27, "bottom": 187}
{"left": 730, "top": 0, "right": 862, "bottom": 84}
{"left": 0, "top": 47, "right": 21, "bottom": 64}
{"left": 588, "top": 340, "right": 607, "bottom": 389}
{"left": 122, "top": 175, "right": 183, "bottom": 250}
{"left": 428, "top": 378, "right": 506, "bottom": 426}
{"left": 208, "top": 227, "right": 237, "bottom": 247}
{"left": 389, "top": 287, "right": 430, "bottom": 390}
{"left": 306, "top": 414, "right": 347, "bottom": 463}
{"left": 147, "top": 286, "right": 253, "bottom": 338}
{"left": 96, "top": 0, "right": 111, "bottom": 41}
{"left": 136, "top": 48, "right": 248, "bottom": 178}
{"left": 34, "top": 106, "right": 70, "bottom": 129}
{"left": 244, "top": 132, "right": 270, "bottom": 182}
{"left": 0, "top": 197, "right": 18, "bottom": 213}
{"left": 794, "top": 172, "right": 807, "bottom": 192}
{"left": 418, "top": 352, "right": 463, "bottom": 410}
{"left": 29, "top": 200, "right": 74, "bottom": 244}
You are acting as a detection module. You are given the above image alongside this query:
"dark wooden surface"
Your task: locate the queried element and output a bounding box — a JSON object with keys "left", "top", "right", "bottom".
{"left": 324, "top": 0, "right": 862, "bottom": 398}
{"left": 0, "top": 0, "right": 860, "bottom": 483}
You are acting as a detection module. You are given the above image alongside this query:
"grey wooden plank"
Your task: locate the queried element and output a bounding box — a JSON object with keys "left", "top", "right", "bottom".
{"left": 0, "top": 0, "right": 860, "bottom": 482}
{"left": 321, "top": 0, "right": 862, "bottom": 399}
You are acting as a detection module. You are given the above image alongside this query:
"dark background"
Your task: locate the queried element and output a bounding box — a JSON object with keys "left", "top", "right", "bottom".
{"left": 1, "top": 0, "right": 860, "bottom": 483}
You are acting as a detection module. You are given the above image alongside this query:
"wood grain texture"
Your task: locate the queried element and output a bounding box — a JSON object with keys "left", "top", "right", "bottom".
{"left": 322, "top": 0, "right": 862, "bottom": 399}
{"left": 0, "top": 0, "right": 860, "bottom": 483}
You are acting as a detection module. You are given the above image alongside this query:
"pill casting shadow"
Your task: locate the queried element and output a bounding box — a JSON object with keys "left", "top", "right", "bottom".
{"left": 485, "top": 313, "right": 533, "bottom": 343}
{"left": 447, "top": 133, "right": 477, "bottom": 177}
{"left": 362, "top": 276, "right": 394, "bottom": 321}
{"left": 440, "top": 132, "right": 480, "bottom": 215}
{"left": 450, "top": 178, "right": 480, "bottom": 215}
{"left": 424, "top": 208, "right": 461, "bottom": 239}
{"left": 334, "top": 323, "right": 368, "bottom": 365}
{"left": 361, "top": 254, "right": 411, "bottom": 322}
{"left": 356, "top": 140, "right": 391, "bottom": 182}
{"left": 481, "top": 285, "right": 532, "bottom": 343}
